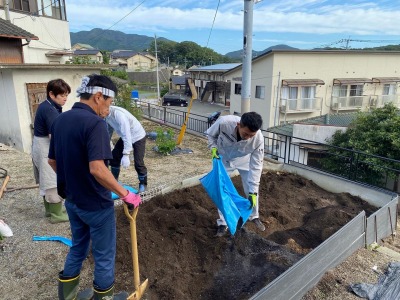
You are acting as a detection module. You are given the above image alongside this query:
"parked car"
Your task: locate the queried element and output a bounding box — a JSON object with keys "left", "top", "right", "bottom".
{"left": 162, "top": 95, "right": 188, "bottom": 107}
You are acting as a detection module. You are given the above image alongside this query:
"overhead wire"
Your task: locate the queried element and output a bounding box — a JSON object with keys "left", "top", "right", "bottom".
{"left": 199, "top": 0, "right": 221, "bottom": 66}
{"left": 85, "top": 0, "right": 147, "bottom": 44}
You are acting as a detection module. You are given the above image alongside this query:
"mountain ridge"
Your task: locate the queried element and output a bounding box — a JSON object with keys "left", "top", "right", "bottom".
{"left": 70, "top": 28, "right": 171, "bottom": 52}
{"left": 70, "top": 28, "right": 400, "bottom": 57}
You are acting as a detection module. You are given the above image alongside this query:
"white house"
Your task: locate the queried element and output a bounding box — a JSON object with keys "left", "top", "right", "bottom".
{"left": 0, "top": 0, "right": 72, "bottom": 64}
{"left": 0, "top": 64, "right": 105, "bottom": 153}
{"left": 73, "top": 49, "right": 103, "bottom": 64}
{"left": 224, "top": 50, "right": 400, "bottom": 130}
{"left": 0, "top": 2, "right": 108, "bottom": 153}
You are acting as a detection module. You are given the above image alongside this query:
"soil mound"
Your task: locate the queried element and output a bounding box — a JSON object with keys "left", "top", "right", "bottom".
{"left": 113, "top": 171, "right": 377, "bottom": 299}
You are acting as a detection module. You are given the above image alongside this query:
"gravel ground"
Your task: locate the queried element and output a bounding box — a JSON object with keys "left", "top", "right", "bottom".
{"left": 0, "top": 119, "right": 399, "bottom": 299}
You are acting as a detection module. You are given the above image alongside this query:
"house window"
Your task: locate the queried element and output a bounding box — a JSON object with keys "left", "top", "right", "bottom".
{"left": 281, "top": 86, "right": 316, "bottom": 110}
{"left": 7, "top": 0, "right": 30, "bottom": 12}
{"left": 301, "top": 86, "right": 316, "bottom": 109}
{"left": 39, "top": 0, "right": 67, "bottom": 20}
{"left": 332, "top": 84, "right": 364, "bottom": 107}
{"left": 3, "top": 0, "right": 67, "bottom": 20}
{"left": 234, "top": 84, "right": 242, "bottom": 95}
{"left": 382, "top": 84, "right": 397, "bottom": 104}
{"left": 255, "top": 86, "right": 265, "bottom": 99}
{"left": 383, "top": 84, "right": 396, "bottom": 95}
{"left": 281, "top": 86, "right": 298, "bottom": 110}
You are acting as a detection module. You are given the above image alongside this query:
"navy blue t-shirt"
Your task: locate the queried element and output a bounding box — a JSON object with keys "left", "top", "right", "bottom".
{"left": 48, "top": 102, "right": 113, "bottom": 211}
{"left": 34, "top": 98, "right": 62, "bottom": 137}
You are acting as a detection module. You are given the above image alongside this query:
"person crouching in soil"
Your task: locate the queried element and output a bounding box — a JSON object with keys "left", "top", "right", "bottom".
{"left": 206, "top": 111, "right": 265, "bottom": 237}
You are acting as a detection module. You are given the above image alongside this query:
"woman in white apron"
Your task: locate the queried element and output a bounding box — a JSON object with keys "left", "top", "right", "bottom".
{"left": 32, "top": 79, "right": 70, "bottom": 223}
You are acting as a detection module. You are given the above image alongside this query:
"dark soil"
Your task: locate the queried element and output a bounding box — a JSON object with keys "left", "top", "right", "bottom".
{"left": 113, "top": 171, "right": 377, "bottom": 300}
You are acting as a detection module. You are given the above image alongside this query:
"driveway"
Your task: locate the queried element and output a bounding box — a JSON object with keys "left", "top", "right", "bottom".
{"left": 169, "top": 99, "right": 229, "bottom": 117}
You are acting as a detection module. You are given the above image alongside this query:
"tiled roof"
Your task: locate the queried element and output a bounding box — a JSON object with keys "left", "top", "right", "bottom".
{"left": 190, "top": 63, "right": 241, "bottom": 72}
{"left": 74, "top": 49, "right": 101, "bottom": 55}
{"left": 267, "top": 112, "right": 359, "bottom": 136}
{"left": 72, "top": 43, "right": 94, "bottom": 49}
{"left": 171, "top": 75, "right": 187, "bottom": 85}
{"left": 111, "top": 50, "right": 137, "bottom": 58}
{"left": 0, "top": 18, "right": 38, "bottom": 40}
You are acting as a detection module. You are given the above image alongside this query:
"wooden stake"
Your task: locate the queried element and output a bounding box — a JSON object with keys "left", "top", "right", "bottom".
{"left": 5, "top": 184, "right": 39, "bottom": 193}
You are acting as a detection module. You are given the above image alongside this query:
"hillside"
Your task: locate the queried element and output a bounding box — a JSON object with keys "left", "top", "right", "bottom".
{"left": 225, "top": 44, "right": 298, "bottom": 59}
{"left": 70, "top": 28, "right": 171, "bottom": 52}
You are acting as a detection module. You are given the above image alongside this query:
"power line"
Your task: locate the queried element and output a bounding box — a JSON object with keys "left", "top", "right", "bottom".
{"left": 322, "top": 38, "right": 400, "bottom": 49}
{"left": 205, "top": 0, "right": 220, "bottom": 49}
{"left": 198, "top": 0, "right": 221, "bottom": 67}
{"left": 86, "top": 0, "right": 147, "bottom": 44}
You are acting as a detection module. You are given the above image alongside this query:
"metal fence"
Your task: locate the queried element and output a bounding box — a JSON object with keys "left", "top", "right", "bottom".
{"left": 263, "top": 132, "right": 400, "bottom": 193}
{"left": 139, "top": 103, "right": 400, "bottom": 193}
{"left": 140, "top": 102, "right": 210, "bottom": 134}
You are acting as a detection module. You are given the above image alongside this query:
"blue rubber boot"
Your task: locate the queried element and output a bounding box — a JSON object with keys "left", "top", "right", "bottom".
{"left": 138, "top": 174, "right": 147, "bottom": 193}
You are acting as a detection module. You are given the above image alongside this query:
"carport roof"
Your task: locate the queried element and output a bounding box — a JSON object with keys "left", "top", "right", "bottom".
{"left": 189, "top": 63, "right": 241, "bottom": 72}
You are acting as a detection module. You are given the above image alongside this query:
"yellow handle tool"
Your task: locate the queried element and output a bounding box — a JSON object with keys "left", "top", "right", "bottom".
{"left": 123, "top": 204, "right": 149, "bottom": 300}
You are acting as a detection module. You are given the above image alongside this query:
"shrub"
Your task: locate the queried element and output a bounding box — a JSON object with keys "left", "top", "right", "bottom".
{"left": 155, "top": 128, "right": 176, "bottom": 155}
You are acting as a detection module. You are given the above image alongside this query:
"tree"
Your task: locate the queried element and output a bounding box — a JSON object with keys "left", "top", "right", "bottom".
{"left": 322, "top": 103, "right": 400, "bottom": 190}
{"left": 148, "top": 40, "right": 235, "bottom": 67}
{"left": 101, "top": 51, "right": 110, "bottom": 64}
{"left": 112, "top": 83, "right": 142, "bottom": 120}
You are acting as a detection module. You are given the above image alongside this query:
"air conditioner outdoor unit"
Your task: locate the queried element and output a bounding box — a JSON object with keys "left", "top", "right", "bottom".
{"left": 333, "top": 103, "right": 342, "bottom": 109}
{"left": 369, "top": 97, "right": 377, "bottom": 107}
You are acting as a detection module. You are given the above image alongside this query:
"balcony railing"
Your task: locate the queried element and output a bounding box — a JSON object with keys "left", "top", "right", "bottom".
{"left": 372, "top": 94, "right": 400, "bottom": 108}
{"left": 331, "top": 95, "right": 368, "bottom": 110}
{"left": 280, "top": 97, "right": 322, "bottom": 113}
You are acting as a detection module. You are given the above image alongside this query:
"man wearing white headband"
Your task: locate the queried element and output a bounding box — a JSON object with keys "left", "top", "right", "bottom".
{"left": 48, "top": 74, "right": 140, "bottom": 299}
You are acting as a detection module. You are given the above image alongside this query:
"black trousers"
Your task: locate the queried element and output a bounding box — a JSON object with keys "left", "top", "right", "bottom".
{"left": 110, "top": 136, "right": 147, "bottom": 183}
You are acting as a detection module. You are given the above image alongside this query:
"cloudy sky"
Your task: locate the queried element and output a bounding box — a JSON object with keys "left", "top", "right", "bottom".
{"left": 66, "top": 0, "right": 400, "bottom": 54}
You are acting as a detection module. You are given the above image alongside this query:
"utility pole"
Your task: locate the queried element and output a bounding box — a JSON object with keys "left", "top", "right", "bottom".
{"left": 5, "top": 0, "right": 11, "bottom": 21}
{"left": 154, "top": 34, "right": 160, "bottom": 102}
{"left": 241, "top": 0, "right": 255, "bottom": 114}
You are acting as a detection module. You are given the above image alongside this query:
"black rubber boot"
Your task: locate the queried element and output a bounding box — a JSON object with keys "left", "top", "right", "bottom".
{"left": 58, "top": 271, "right": 79, "bottom": 300}
{"left": 111, "top": 167, "right": 120, "bottom": 181}
{"left": 93, "top": 285, "right": 128, "bottom": 300}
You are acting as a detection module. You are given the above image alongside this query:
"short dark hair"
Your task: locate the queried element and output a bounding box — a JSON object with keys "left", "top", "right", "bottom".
{"left": 46, "top": 79, "right": 71, "bottom": 98}
{"left": 240, "top": 112, "right": 263, "bottom": 132}
{"left": 80, "top": 74, "right": 118, "bottom": 100}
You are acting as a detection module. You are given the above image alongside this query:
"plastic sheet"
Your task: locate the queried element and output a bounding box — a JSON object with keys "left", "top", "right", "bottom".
{"left": 350, "top": 262, "right": 400, "bottom": 300}
{"left": 32, "top": 236, "right": 72, "bottom": 247}
{"left": 111, "top": 185, "right": 138, "bottom": 200}
{"left": 200, "top": 157, "right": 252, "bottom": 235}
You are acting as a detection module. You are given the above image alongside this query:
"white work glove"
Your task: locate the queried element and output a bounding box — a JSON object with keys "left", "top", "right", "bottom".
{"left": 121, "top": 154, "right": 131, "bottom": 169}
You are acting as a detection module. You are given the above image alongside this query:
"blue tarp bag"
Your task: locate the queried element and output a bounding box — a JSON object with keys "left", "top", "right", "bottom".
{"left": 200, "top": 156, "right": 252, "bottom": 235}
